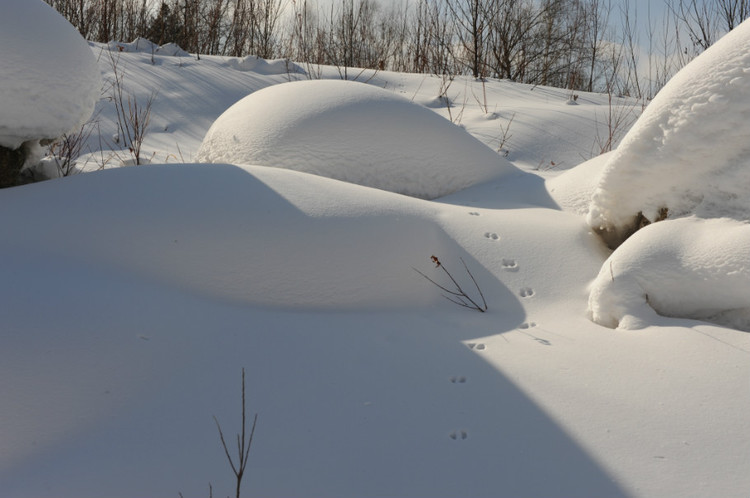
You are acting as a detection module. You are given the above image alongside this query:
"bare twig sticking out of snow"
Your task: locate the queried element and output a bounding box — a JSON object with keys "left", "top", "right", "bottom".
{"left": 47, "top": 112, "right": 100, "bottom": 177}
{"left": 213, "top": 368, "right": 258, "bottom": 498}
{"left": 415, "top": 255, "right": 488, "bottom": 312}
{"left": 107, "top": 50, "right": 156, "bottom": 166}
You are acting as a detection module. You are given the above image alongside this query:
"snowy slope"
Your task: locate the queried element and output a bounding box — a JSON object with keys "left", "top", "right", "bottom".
{"left": 1, "top": 35, "right": 749, "bottom": 498}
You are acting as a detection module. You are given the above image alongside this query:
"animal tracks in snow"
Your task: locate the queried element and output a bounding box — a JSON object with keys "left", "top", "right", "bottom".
{"left": 517, "top": 321, "right": 552, "bottom": 345}
{"left": 519, "top": 287, "right": 535, "bottom": 298}
{"left": 466, "top": 342, "right": 487, "bottom": 351}
{"left": 501, "top": 258, "right": 518, "bottom": 271}
{"left": 484, "top": 232, "right": 500, "bottom": 241}
{"left": 450, "top": 376, "right": 467, "bottom": 383}
{"left": 449, "top": 430, "right": 469, "bottom": 440}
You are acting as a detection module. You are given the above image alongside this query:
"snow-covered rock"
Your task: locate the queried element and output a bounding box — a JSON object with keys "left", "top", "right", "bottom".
{"left": 0, "top": 0, "right": 100, "bottom": 150}
{"left": 587, "top": 19, "right": 750, "bottom": 247}
{"left": 588, "top": 217, "right": 750, "bottom": 330}
{"left": 196, "top": 79, "right": 516, "bottom": 199}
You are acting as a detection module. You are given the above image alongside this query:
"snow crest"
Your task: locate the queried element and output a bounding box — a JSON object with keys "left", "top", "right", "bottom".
{"left": 587, "top": 19, "right": 750, "bottom": 245}
{"left": 0, "top": 0, "right": 100, "bottom": 149}
{"left": 196, "top": 79, "right": 516, "bottom": 199}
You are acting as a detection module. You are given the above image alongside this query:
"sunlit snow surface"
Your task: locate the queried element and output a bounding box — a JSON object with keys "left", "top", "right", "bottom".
{"left": 587, "top": 18, "right": 750, "bottom": 240}
{"left": 197, "top": 79, "right": 517, "bottom": 199}
{"left": 589, "top": 217, "right": 750, "bottom": 330}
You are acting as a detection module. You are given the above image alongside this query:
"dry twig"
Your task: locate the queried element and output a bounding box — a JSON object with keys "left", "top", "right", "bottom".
{"left": 414, "top": 255, "right": 488, "bottom": 312}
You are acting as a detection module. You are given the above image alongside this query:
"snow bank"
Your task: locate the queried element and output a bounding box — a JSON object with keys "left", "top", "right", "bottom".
{"left": 0, "top": 0, "right": 100, "bottom": 149}
{"left": 588, "top": 217, "right": 750, "bottom": 330}
{"left": 225, "top": 55, "right": 301, "bottom": 75}
{"left": 156, "top": 42, "right": 190, "bottom": 57}
{"left": 0, "top": 163, "right": 459, "bottom": 309}
{"left": 587, "top": 19, "right": 750, "bottom": 247}
{"left": 196, "top": 80, "right": 516, "bottom": 199}
{"left": 107, "top": 39, "right": 190, "bottom": 57}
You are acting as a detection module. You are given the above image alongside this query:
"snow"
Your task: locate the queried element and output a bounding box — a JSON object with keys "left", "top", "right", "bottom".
{"left": 0, "top": 162, "right": 456, "bottom": 309}
{"left": 196, "top": 79, "right": 517, "bottom": 199}
{"left": 589, "top": 217, "right": 750, "bottom": 330}
{"left": 583, "top": 19, "right": 750, "bottom": 331}
{"left": 587, "top": 18, "right": 750, "bottom": 245}
{"left": 108, "top": 38, "right": 191, "bottom": 57}
{"left": 2, "top": 26, "right": 750, "bottom": 498}
{"left": 226, "top": 54, "right": 302, "bottom": 74}
{"left": 0, "top": 0, "right": 100, "bottom": 150}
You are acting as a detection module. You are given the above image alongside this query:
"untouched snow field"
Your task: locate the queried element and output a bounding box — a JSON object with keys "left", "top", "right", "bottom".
{"left": 2, "top": 6, "right": 750, "bottom": 498}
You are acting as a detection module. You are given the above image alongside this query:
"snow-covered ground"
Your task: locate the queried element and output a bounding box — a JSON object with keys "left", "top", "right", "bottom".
{"left": 2, "top": 5, "right": 750, "bottom": 498}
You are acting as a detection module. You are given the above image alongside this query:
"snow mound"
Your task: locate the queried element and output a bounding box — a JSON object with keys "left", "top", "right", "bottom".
{"left": 226, "top": 55, "right": 300, "bottom": 74}
{"left": 588, "top": 217, "right": 750, "bottom": 330}
{"left": 196, "top": 80, "right": 516, "bottom": 199}
{"left": 587, "top": 19, "right": 750, "bottom": 247}
{"left": 0, "top": 163, "right": 460, "bottom": 309}
{"left": 108, "top": 37, "right": 158, "bottom": 53}
{"left": 156, "top": 42, "right": 190, "bottom": 57}
{"left": 108, "top": 38, "right": 190, "bottom": 57}
{"left": 0, "top": 0, "right": 100, "bottom": 149}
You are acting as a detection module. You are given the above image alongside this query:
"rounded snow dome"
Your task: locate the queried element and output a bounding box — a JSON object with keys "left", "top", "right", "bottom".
{"left": 197, "top": 80, "right": 515, "bottom": 199}
{"left": 0, "top": 0, "right": 101, "bottom": 149}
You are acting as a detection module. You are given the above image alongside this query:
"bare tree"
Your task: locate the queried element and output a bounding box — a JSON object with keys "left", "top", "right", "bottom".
{"left": 445, "top": 0, "right": 488, "bottom": 78}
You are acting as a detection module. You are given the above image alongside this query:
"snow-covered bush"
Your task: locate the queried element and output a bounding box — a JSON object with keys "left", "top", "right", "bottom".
{"left": 587, "top": 19, "right": 750, "bottom": 248}
{"left": 196, "top": 80, "right": 516, "bottom": 199}
{"left": 0, "top": 0, "right": 100, "bottom": 187}
{"left": 588, "top": 217, "right": 750, "bottom": 331}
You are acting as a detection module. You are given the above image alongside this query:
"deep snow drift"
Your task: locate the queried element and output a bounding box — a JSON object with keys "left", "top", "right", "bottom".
{"left": 587, "top": 18, "right": 750, "bottom": 246}
{"left": 197, "top": 79, "right": 517, "bottom": 199}
{"left": 0, "top": 0, "right": 99, "bottom": 149}
{"left": 2, "top": 15, "right": 750, "bottom": 498}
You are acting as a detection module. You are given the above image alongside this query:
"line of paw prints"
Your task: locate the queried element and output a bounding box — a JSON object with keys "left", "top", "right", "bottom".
{"left": 449, "top": 213, "right": 542, "bottom": 440}
{"left": 447, "top": 343, "right": 485, "bottom": 441}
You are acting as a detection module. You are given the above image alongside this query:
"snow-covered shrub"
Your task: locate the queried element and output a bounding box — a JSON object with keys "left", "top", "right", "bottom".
{"left": 196, "top": 80, "right": 516, "bottom": 199}
{"left": 587, "top": 19, "right": 750, "bottom": 248}
{"left": 588, "top": 217, "right": 750, "bottom": 331}
{"left": 0, "top": 0, "right": 100, "bottom": 187}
